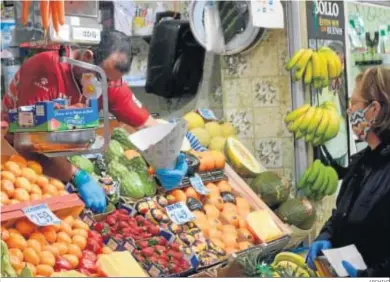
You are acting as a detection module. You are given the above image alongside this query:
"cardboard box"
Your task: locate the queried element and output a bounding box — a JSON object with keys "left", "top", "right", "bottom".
{"left": 8, "top": 98, "right": 99, "bottom": 132}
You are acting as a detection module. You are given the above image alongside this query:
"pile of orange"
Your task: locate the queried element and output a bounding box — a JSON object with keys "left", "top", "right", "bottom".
{"left": 2, "top": 216, "right": 90, "bottom": 277}
{"left": 190, "top": 150, "right": 226, "bottom": 172}
{"left": 167, "top": 180, "right": 255, "bottom": 255}
{"left": 1, "top": 155, "right": 68, "bottom": 205}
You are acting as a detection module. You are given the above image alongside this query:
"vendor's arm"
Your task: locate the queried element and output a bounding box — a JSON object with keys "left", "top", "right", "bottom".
{"left": 108, "top": 83, "right": 158, "bottom": 129}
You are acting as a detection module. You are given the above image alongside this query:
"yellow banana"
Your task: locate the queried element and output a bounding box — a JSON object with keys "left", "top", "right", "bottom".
{"left": 320, "top": 50, "right": 338, "bottom": 78}
{"left": 284, "top": 104, "right": 311, "bottom": 123}
{"left": 306, "top": 107, "right": 324, "bottom": 133}
{"left": 273, "top": 252, "right": 307, "bottom": 269}
{"left": 295, "top": 49, "right": 313, "bottom": 70}
{"left": 286, "top": 49, "right": 306, "bottom": 70}
{"left": 320, "top": 101, "right": 337, "bottom": 112}
{"left": 304, "top": 60, "right": 313, "bottom": 84}
{"left": 311, "top": 52, "right": 321, "bottom": 80}
{"left": 288, "top": 114, "right": 305, "bottom": 133}
{"left": 295, "top": 67, "right": 306, "bottom": 81}
{"left": 319, "top": 47, "right": 342, "bottom": 77}
{"left": 307, "top": 160, "right": 322, "bottom": 183}
{"left": 297, "top": 106, "right": 316, "bottom": 132}
{"left": 305, "top": 131, "right": 316, "bottom": 143}
{"left": 314, "top": 109, "right": 330, "bottom": 137}
{"left": 318, "top": 52, "right": 329, "bottom": 88}
{"left": 323, "top": 109, "right": 340, "bottom": 141}
{"left": 312, "top": 135, "right": 324, "bottom": 146}
{"left": 295, "top": 130, "right": 305, "bottom": 140}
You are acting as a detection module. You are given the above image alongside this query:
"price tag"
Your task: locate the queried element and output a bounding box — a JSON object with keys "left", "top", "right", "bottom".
{"left": 165, "top": 202, "right": 195, "bottom": 225}
{"left": 22, "top": 204, "right": 61, "bottom": 227}
{"left": 189, "top": 174, "right": 209, "bottom": 195}
{"left": 197, "top": 108, "right": 218, "bottom": 121}
{"left": 250, "top": 0, "right": 284, "bottom": 29}
{"left": 72, "top": 27, "right": 101, "bottom": 43}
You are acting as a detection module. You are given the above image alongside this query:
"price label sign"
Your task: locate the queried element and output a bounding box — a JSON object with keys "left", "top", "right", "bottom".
{"left": 197, "top": 108, "right": 218, "bottom": 121}
{"left": 190, "top": 174, "right": 209, "bottom": 195}
{"left": 165, "top": 202, "right": 195, "bottom": 225}
{"left": 72, "top": 27, "right": 101, "bottom": 43}
{"left": 22, "top": 204, "right": 61, "bottom": 227}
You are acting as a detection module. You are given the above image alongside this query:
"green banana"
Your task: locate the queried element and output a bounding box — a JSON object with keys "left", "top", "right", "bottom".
{"left": 323, "top": 109, "right": 340, "bottom": 141}
{"left": 312, "top": 135, "right": 324, "bottom": 146}
{"left": 313, "top": 192, "right": 324, "bottom": 201}
{"left": 311, "top": 167, "right": 326, "bottom": 191}
{"left": 286, "top": 49, "right": 306, "bottom": 70}
{"left": 306, "top": 107, "right": 324, "bottom": 134}
{"left": 307, "top": 160, "right": 322, "bottom": 183}
{"left": 288, "top": 115, "right": 305, "bottom": 133}
{"left": 314, "top": 109, "right": 330, "bottom": 137}
{"left": 295, "top": 130, "right": 305, "bottom": 140}
{"left": 284, "top": 104, "right": 311, "bottom": 123}
{"left": 318, "top": 171, "right": 330, "bottom": 195}
{"left": 304, "top": 60, "right": 313, "bottom": 84}
{"left": 304, "top": 131, "right": 316, "bottom": 143}
{"left": 273, "top": 252, "right": 307, "bottom": 269}
{"left": 303, "top": 186, "right": 313, "bottom": 197}
{"left": 324, "top": 166, "right": 339, "bottom": 196}
{"left": 297, "top": 167, "right": 312, "bottom": 190}
{"left": 320, "top": 101, "right": 337, "bottom": 112}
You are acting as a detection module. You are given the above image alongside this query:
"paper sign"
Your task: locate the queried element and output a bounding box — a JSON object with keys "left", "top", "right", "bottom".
{"left": 190, "top": 174, "right": 210, "bottom": 195}
{"left": 129, "top": 119, "right": 187, "bottom": 170}
{"left": 250, "top": 0, "right": 284, "bottom": 29}
{"left": 322, "top": 245, "right": 367, "bottom": 277}
{"left": 197, "top": 108, "right": 218, "bottom": 121}
{"left": 23, "top": 204, "right": 61, "bottom": 226}
{"left": 165, "top": 202, "right": 195, "bottom": 225}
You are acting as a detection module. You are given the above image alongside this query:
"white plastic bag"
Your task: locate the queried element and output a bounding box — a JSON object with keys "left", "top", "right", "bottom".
{"left": 204, "top": 1, "right": 225, "bottom": 54}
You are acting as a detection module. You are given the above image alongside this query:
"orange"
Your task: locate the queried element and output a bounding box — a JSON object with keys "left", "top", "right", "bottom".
{"left": 1, "top": 191, "right": 10, "bottom": 205}
{"left": 235, "top": 197, "right": 251, "bottom": 210}
{"left": 211, "top": 151, "right": 226, "bottom": 169}
{"left": 1, "top": 179, "right": 15, "bottom": 197}
{"left": 1, "top": 171, "right": 16, "bottom": 183}
{"left": 16, "top": 218, "right": 36, "bottom": 236}
{"left": 30, "top": 194, "right": 42, "bottom": 201}
{"left": 59, "top": 221, "right": 73, "bottom": 235}
{"left": 1, "top": 229, "right": 10, "bottom": 241}
{"left": 238, "top": 217, "right": 248, "bottom": 229}
{"left": 205, "top": 194, "right": 224, "bottom": 211}
{"left": 14, "top": 177, "right": 31, "bottom": 192}
{"left": 30, "top": 184, "right": 42, "bottom": 196}
{"left": 38, "top": 250, "right": 55, "bottom": 267}
{"left": 220, "top": 210, "right": 239, "bottom": 228}
{"left": 168, "top": 190, "right": 187, "bottom": 203}
{"left": 184, "top": 187, "right": 200, "bottom": 200}
{"left": 36, "top": 264, "right": 54, "bottom": 277}
{"left": 71, "top": 229, "right": 88, "bottom": 238}
{"left": 62, "top": 254, "right": 79, "bottom": 269}
{"left": 41, "top": 226, "right": 57, "bottom": 243}
{"left": 56, "top": 232, "right": 71, "bottom": 244}
{"left": 42, "top": 245, "right": 60, "bottom": 257}
{"left": 27, "top": 239, "right": 42, "bottom": 253}
{"left": 217, "top": 180, "right": 231, "bottom": 193}
{"left": 9, "top": 255, "right": 24, "bottom": 270}
{"left": 67, "top": 244, "right": 82, "bottom": 258}
{"left": 208, "top": 228, "right": 222, "bottom": 239}
{"left": 204, "top": 204, "right": 220, "bottom": 219}
{"left": 62, "top": 215, "right": 75, "bottom": 225}
{"left": 7, "top": 233, "right": 27, "bottom": 250}
{"left": 41, "top": 194, "right": 52, "bottom": 199}
{"left": 238, "top": 241, "right": 252, "bottom": 250}
{"left": 222, "top": 234, "right": 238, "bottom": 248}
{"left": 21, "top": 167, "right": 37, "bottom": 184}
{"left": 49, "top": 178, "right": 65, "bottom": 190}
{"left": 205, "top": 183, "right": 220, "bottom": 194}
{"left": 8, "top": 228, "right": 20, "bottom": 235}
{"left": 4, "top": 161, "right": 22, "bottom": 176}
{"left": 35, "top": 175, "right": 49, "bottom": 188}
{"left": 26, "top": 161, "right": 43, "bottom": 175}
{"left": 13, "top": 188, "right": 30, "bottom": 202}
{"left": 42, "top": 183, "right": 58, "bottom": 196}
{"left": 9, "top": 199, "right": 20, "bottom": 205}
{"left": 72, "top": 219, "right": 89, "bottom": 231}
{"left": 58, "top": 190, "right": 68, "bottom": 196}
{"left": 72, "top": 235, "right": 87, "bottom": 250}
{"left": 238, "top": 228, "right": 255, "bottom": 243}
{"left": 52, "top": 242, "right": 68, "bottom": 255}
{"left": 23, "top": 247, "right": 40, "bottom": 265}
{"left": 9, "top": 155, "right": 27, "bottom": 168}
{"left": 223, "top": 203, "right": 237, "bottom": 213}
{"left": 9, "top": 248, "right": 24, "bottom": 261}
{"left": 221, "top": 225, "right": 238, "bottom": 236}
{"left": 29, "top": 232, "right": 47, "bottom": 246}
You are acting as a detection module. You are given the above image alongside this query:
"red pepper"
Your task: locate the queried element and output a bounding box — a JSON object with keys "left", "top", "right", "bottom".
{"left": 54, "top": 257, "right": 73, "bottom": 272}
{"left": 78, "top": 268, "right": 94, "bottom": 276}
{"left": 82, "top": 250, "right": 98, "bottom": 262}
{"left": 78, "top": 258, "right": 97, "bottom": 273}
{"left": 88, "top": 230, "right": 103, "bottom": 243}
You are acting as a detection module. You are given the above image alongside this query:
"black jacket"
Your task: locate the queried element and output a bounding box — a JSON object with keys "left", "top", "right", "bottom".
{"left": 316, "top": 140, "right": 390, "bottom": 277}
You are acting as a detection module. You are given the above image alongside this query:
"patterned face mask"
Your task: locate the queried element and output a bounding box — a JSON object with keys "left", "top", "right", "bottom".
{"left": 348, "top": 104, "right": 374, "bottom": 141}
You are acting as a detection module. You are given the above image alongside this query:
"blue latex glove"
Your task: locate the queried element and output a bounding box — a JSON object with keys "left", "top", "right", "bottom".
{"left": 342, "top": 261, "right": 359, "bottom": 277}
{"left": 307, "top": 240, "right": 332, "bottom": 270}
{"left": 73, "top": 170, "right": 106, "bottom": 213}
{"left": 156, "top": 153, "right": 188, "bottom": 191}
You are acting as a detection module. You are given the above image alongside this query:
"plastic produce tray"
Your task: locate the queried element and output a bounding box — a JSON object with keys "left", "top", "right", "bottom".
{"left": 176, "top": 170, "right": 228, "bottom": 189}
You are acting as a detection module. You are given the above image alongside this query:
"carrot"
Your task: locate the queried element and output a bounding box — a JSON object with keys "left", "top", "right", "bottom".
{"left": 57, "top": 0, "right": 65, "bottom": 25}
{"left": 40, "top": 0, "right": 50, "bottom": 31}
{"left": 50, "top": 0, "right": 60, "bottom": 34}
{"left": 21, "top": 0, "right": 30, "bottom": 26}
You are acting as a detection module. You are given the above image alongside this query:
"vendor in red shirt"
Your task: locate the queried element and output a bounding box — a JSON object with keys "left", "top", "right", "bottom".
{"left": 2, "top": 31, "right": 188, "bottom": 213}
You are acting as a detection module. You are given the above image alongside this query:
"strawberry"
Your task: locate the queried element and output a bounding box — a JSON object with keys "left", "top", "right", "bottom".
{"left": 141, "top": 247, "right": 154, "bottom": 257}
{"left": 157, "top": 237, "right": 167, "bottom": 246}
{"left": 137, "top": 241, "right": 149, "bottom": 249}
{"left": 118, "top": 214, "right": 129, "bottom": 221}
{"left": 147, "top": 225, "right": 160, "bottom": 236}
{"left": 169, "top": 242, "right": 181, "bottom": 251}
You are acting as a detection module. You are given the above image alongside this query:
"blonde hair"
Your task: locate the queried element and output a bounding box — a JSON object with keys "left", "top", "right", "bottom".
{"left": 355, "top": 67, "right": 390, "bottom": 141}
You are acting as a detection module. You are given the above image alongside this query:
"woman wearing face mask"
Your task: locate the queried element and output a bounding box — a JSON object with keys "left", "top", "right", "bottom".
{"left": 307, "top": 67, "right": 390, "bottom": 277}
